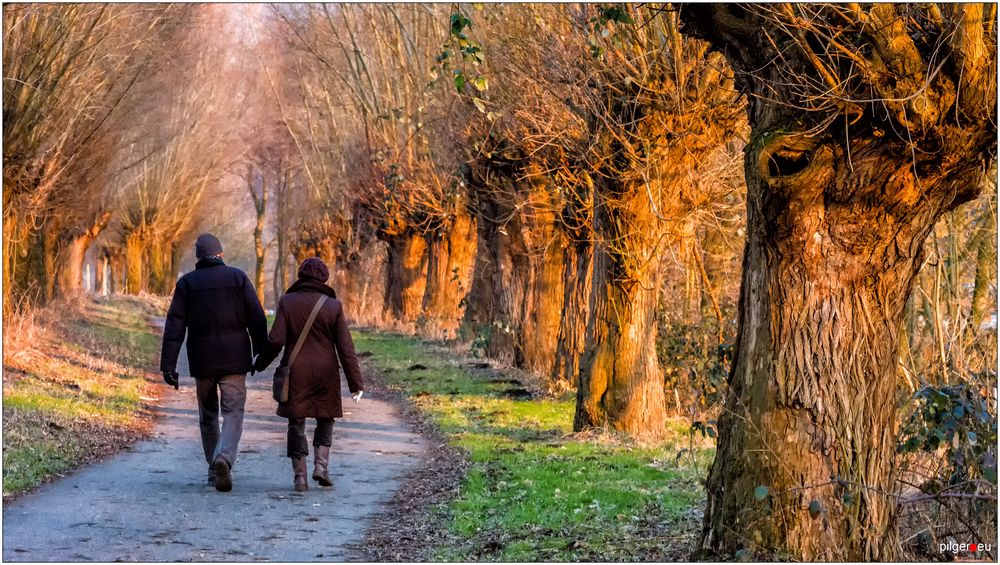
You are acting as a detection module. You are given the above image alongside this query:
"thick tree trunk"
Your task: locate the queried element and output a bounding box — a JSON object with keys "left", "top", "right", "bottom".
{"left": 146, "top": 240, "right": 169, "bottom": 295}
{"left": 464, "top": 197, "right": 520, "bottom": 358}
{"left": 108, "top": 251, "right": 124, "bottom": 295}
{"left": 421, "top": 211, "right": 477, "bottom": 338}
{"left": 699, "top": 131, "right": 988, "bottom": 560}
{"left": 42, "top": 219, "right": 60, "bottom": 303}
{"left": 254, "top": 223, "right": 266, "bottom": 306}
{"left": 384, "top": 232, "right": 427, "bottom": 323}
{"left": 464, "top": 180, "right": 566, "bottom": 373}
{"left": 574, "top": 244, "right": 668, "bottom": 440}
{"left": 574, "top": 174, "right": 672, "bottom": 440}
{"left": 124, "top": 231, "right": 145, "bottom": 295}
{"left": 55, "top": 212, "right": 111, "bottom": 297}
{"left": 3, "top": 212, "right": 19, "bottom": 310}
{"left": 95, "top": 251, "right": 108, "bottom": 296}
{"left": 15, "top": 229, "right": 47, "bottom": 305}
{"left": 57, "top": 236, "right": 89, "bottom": 297}
{"left": 552, "top": 240, "right": 593, "bottom": 390}
{"left": 333, "top": 231, "right": 386, "bottom": 327}
{"left": 168, "top": 244, "right": 182, "bottom": 289}
{"left": 292, "top": 214, "right": 341, "bottom": 273}
{"left": 677, "top": 5, "right": 998, "bottom": 555}
{"left": 517, "top": 206, "right": 565, "bottom": 375}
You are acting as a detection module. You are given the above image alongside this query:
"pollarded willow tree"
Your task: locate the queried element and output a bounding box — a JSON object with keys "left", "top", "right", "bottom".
{"left": 2, "top": 4, "right": 191, "bottom": 305}
{"left": 115, "top": 7, "right": 240, "bottom": 296}
{"left": 573, "top": 5, "right": 742, "bottom": 439}
{"left": 456, "top": 4, "right": 588, "bottom": 379}
{"left": 680, "top": 3, "right": 997, "bottom": 560}
{"left": 274, "top": 4, "right": 475, "bottom": 335}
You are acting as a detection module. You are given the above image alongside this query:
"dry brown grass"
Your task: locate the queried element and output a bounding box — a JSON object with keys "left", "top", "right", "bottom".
{"left": 2, "top": 294, "right": 167, "bottom": 498}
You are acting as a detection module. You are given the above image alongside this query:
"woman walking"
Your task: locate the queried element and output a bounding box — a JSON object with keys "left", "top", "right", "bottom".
{"left": 254, "top": 257, "right": 364, "bottom": 491}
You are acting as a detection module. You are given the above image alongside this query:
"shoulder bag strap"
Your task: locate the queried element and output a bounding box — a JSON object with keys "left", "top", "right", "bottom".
{"left": 287, "top": 295, "right": 328, "bottom": 368}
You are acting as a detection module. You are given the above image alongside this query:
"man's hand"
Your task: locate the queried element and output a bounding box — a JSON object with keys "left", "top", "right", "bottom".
{"left": 253, "top": 355, "right": 267, "bottom": 374}
{"left": 352, "top": 391, "right": 364, "bottom": 403}
{"left": 162, "top": 371, "right": 179, "bottom": 390}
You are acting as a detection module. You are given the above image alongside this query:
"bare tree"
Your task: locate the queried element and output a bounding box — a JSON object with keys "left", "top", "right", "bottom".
{"left": 569, "top": 6, "right": 742, "bottom": 439}
{"left": 681, "top": 3, "right": 997, "bottom": 559}
{"left": 2, "top": 4, "right": 193, "bottom": 304}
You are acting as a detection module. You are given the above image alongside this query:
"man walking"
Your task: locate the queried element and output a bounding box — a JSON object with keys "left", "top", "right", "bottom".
{"left": 160, "top": 234, "right": 268, "bottom": 492}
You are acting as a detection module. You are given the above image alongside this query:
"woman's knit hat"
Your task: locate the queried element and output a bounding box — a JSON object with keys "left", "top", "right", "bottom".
{"left": 298, "top": 257, "right": 329, "bottom": 282}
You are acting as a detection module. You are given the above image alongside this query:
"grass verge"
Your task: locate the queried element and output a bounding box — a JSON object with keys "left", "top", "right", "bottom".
{"left": 355, "top": 331, "right": 714, "bottom": 561}
{"left": 3, "top": 295, "right": 166, "bottom": 498}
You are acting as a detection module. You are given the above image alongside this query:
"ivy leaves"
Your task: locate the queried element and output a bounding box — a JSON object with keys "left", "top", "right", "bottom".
{"left": 897, "top": 384, "right": 998, "bottom": 486}
{"left": 752, "top": 485, "right": 823, "bottom": 521}
{"left": 588, "top": 4, "right": 637, "bottom": 58}
{"left": 437, "top": 8, "right": 489, "bottom": 114}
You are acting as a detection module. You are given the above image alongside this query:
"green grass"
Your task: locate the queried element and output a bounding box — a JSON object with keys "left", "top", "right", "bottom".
{"left": 3, "top": 296, "right": 163, "bottom": 496}
{"left": 354, "top": 331, "right": 714, "bottom": 561}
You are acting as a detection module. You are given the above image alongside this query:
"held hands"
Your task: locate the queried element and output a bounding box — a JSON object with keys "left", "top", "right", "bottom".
{"left": 352, "top": 390, "right": 364, "bottom": 403}
{"left": 162, "top": 371, "right": 179, "bottom": 390}
{"left": 253, "top": 354, "right": 269, "bottom": 374}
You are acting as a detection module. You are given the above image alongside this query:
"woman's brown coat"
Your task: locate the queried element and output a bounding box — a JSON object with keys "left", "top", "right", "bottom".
{"left": 255, "top": 278, "right": 363, "bottom": 419}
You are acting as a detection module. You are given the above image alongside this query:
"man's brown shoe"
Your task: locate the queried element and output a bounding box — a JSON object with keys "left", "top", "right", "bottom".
{"left": 213, "top": 458, "right": 232, "bottom": 492}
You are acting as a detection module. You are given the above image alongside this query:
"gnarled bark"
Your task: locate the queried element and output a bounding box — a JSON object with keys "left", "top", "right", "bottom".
{"left": 552, "top": 238, "right": 593, "bottom": 391}
{"left": 384, "top": 232, "right": 427, "bottom": 323}
{"left": 574, "top": 174, "right": 671, "bottom": 440}
{"left": 464, "top": 165, "right": 565, "bottom": 373}
{"left": 146, "top": 240, "right": 174, "bottom": 295}
{"left": 573, "top": 8, "right": 740, "bottom": 440}
{"left": 517, "top": 211, "right": 565, "bottom": 375}
{"left": 95, "top": 250, "right": 108, "bottom": 296}
{"left": 421, "top": 211, "right": 477, "bottom": 339}
{"left": 464, "top": 191, "right": 521, "bottom": 359}
{"left": 701, "top": 130, "right": 991, "bottom": 561}
{"left": 107, "top": 249, "right": 124, "bottom": 295}
{"left": 681, "top": 4, "right": 997, "bottom": 559}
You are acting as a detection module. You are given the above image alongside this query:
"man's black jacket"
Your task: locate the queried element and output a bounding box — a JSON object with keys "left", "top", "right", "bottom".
{"left": 160, "top": 257, "right": 268, "bottom": 379}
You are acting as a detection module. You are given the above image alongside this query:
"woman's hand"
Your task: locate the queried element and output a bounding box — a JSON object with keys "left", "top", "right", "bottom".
{"left": 352, "top": 391, "right": 363, "bottom": 403}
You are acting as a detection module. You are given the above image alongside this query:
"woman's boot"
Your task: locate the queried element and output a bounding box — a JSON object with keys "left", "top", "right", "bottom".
{"left": 292, "top": 457, "right": 308, "bottom": 492}
{"left": 312, "top": 446, "right": 332, "bottom": 486}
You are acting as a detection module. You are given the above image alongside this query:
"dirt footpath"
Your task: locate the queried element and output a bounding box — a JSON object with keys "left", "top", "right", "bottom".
{"left": 3, "top": 321, "right": 427, "bottom": 561}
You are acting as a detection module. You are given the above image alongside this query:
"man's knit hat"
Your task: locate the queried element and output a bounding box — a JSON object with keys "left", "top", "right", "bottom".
{"left": 195, "top": 234, "right": 223, "bottom": 259}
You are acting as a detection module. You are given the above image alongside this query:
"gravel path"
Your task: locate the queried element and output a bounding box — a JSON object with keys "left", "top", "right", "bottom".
{"left": 3, "top": 319, "right": 427, "bottom": 561}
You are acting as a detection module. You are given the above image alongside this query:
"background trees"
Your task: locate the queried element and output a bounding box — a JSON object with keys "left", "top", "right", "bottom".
{"left": 3, "top": 4, "right": 194, "bottom": 306}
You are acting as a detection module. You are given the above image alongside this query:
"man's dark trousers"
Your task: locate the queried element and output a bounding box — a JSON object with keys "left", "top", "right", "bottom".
{"left": 196, "top": 373, "right": 247, "bottom": 467}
